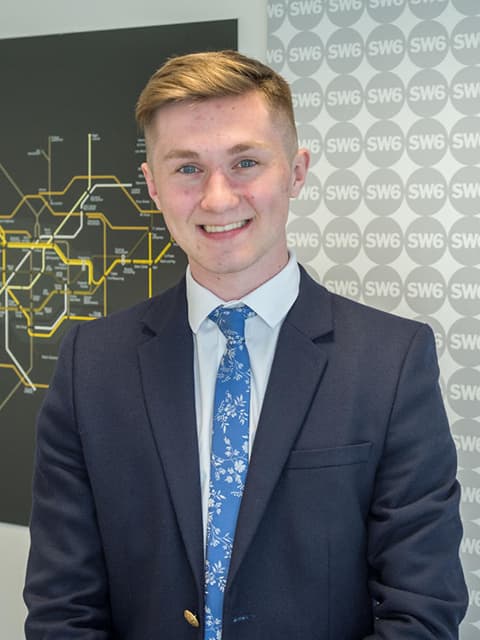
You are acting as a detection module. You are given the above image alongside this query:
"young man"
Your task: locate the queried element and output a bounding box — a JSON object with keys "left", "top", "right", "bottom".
{"left": 25, "top": 51, "right": 467, "bottom": 639}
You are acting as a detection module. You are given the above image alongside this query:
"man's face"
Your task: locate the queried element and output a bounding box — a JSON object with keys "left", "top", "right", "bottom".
{"left": 142, "top": 90, "right": 309, "bottom": 298}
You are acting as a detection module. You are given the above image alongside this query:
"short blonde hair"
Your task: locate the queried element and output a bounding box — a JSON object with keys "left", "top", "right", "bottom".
{"left": 136, "top": 50, "right": 297, "bottom": 149}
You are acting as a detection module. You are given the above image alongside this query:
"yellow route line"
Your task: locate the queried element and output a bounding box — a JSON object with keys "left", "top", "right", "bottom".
{"left": 10, "top": 249, "right": 45, "bottom": 291}
{"left": 155, "top": 240, "right": 173, "bottom": 264}
{"left": 7, "top": 286, "right": 96, "bottom": 337}
{"left": 3, "top": 239, "right": 172, "bottom": 317}
{"left": 7, "top": 241, "right": 94, "bottom": 280}
{"left": 148, "top": 231, "right": 152, "bottom": 298}
{"left": 0, "top": 364, "right": 49, "bottom": 389}
{"left": 0, "top": 176, "right": 160, "bottom": 220}
{"left": 0, "top": 163, "right": 167, "bottom": 391}
{"left": 0, "top": 362, "right": 48, "bottom": 389}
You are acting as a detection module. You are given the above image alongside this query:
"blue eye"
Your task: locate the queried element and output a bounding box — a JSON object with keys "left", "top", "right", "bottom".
{"left": 179, "top": 165, "right": 199, "bottom": 174}
{"left": 237, "top": 159, "right": 257, "bottom": 169}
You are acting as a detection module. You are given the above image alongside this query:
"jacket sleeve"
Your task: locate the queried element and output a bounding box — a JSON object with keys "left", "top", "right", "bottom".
{"left": 364, "top": 324, "right": 468, "bottom": 639}
{"left": 24, "top": 325, "right": 112, "bottom": 639}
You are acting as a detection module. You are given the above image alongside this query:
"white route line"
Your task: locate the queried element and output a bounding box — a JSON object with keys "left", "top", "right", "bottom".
{"left": 0, "top": 248, "right": 33, "bottom": 297}
{"left": 39, "top": 182, "right": 132, "bottom": 242}
{"left": 34, "top": 284, "right": 68, "bottom": 332}
{"left": 10, "top": 249, "right": 46, "bottom": 291}
{"left": 4, "top": 290, "right": 36, "bottom": 390}
{"left": 1, "top": 164, "right": 133, "bottom": 384}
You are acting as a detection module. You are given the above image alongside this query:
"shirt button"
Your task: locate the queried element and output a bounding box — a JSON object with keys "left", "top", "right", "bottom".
{"left": 184, "top": 609, "right": 200, "bottom": 627}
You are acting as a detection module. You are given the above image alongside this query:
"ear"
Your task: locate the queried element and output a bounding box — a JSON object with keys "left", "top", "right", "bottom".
{"left": 289, "top": 148, "right": 310, "bottom": 198}
{"left": 141, "top": 162, "right": 162, "bottom": 210}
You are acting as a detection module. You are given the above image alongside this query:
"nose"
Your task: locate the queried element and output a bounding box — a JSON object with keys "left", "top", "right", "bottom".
{"left": 200, "top": 170, "right": 240, "bottom": 213}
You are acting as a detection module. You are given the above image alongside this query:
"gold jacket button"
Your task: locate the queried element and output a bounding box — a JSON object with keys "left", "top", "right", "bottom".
{"left": 184, "top": 609, "right": 199, "bottom": 628}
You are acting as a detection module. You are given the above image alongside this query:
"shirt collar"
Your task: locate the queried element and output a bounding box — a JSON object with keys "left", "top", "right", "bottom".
{"left": 186, "top": 254, "right": 300, "bottom": 333}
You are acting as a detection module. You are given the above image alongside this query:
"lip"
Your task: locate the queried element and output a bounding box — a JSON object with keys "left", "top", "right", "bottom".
{"left": 200, "top": 219, "right": 252, "bottom": 236}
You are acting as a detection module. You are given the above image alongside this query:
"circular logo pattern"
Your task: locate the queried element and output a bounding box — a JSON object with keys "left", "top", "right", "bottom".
{"left": 405, "top": 266, "right": 446, "bottom": 314}
{"left": 451, "top": 418, "right": 480, "bottom": 472}
{"left": 362, "top": 265, "right": 403, "bottom": 311}
{"left": 327, "top": 0, "right": 364, "bottom": 27}
{"left": 405, "top": 217, "right": 447, "bottom": 265}
{"left": 297, "top": 123, "right": 323, "bottom": 167}
{"left": 269, "top": 1, "right": 480, "bottom": 516}
{"left": 365, "top": 119, "right": 405, "bottom": 167}
{"left": 323, "top": 217, "right": 362, "bottom": 264}
{"left": 324, "top": 122, "right": 363, "bottom": 169}
{"left": 452, "top": 0, "right": 480, "bottom": 16}
{"left": 448, "top": 267, "right": 480, "bottom": 316}
{"left": 406, "top": 167, "right": 447, "bottom": 216}
{"left": 287, "top": 30, "right": 324, "bottom": 77}
{"left": 268, "top": 0, "right": 287, "bottom": 32}
{"left": 291, "top": 77, "right": 324, "bottom": 123}
{"left": 323, "top": 264, "right": 361, "bottom": 300}
{"left": 326, "top": 28, "right": 364, "bottom": 74}
{"left": 447, "top": 368, "right": 480, "bottom": 419}
{"left": 324, "top": 169, "right": 362, "bottom": 216}
{"left": 363, "top": 217, "right": 404, "bottom": 265}
{"left": 408, "top": 20, "right": 449, "bottom": 68}
{"left": 448, "top": 217, "right": 480, "bottom": 267}
{"left": 325, "top": 74, "right": 363, "bottom": 121}
{"left": 367, "top": 0, "right": 407, "bottom": 23}
{"left": 267, "top": 34, "right": 286, "bottom": 71}
{"left": 366, "top": 24, "right": 406, "bottom": 71}
{"left": 365, "top": 71, "right": 405, "bottom": 119}
{"left": 451, "top": 16, "right": 480, "bottom": 66}
{"left": 408, "top": 0, "right": 448, "bottom": 20}
{"left": 291, "top": 171, "right": 322, "bottom": 216}
{"left": 448, "top": 317, "right": 480, "bottom": 367}
{"left": 450, "top": 116, "right": 480, "bottom": 165}
{"left": 450, "top": 66, "right": 480, "bottom": 116}
{"left": 449, "top": 166, "right": 480, "bottom": 216}
{"left": 364, "top": 168, "right": 404, "bottom": 216}
{"left": 406, "top": 118, "right": 448, "bottom": 166}
{"left": 286, "top": 217, "right": 322, "bottom": 263}
{"left": 288, "top": 0, "right": 325, "bottom": 30}
{"left": 407, "top": 68, "right": 448, "bottom": 117}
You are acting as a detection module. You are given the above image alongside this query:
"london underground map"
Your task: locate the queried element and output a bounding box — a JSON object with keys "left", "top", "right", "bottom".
{"left": 0, "top": 21, "right": 236, "bottom": 525}
{"left": 1, "top": 132, "right": 175, "bottom": 407}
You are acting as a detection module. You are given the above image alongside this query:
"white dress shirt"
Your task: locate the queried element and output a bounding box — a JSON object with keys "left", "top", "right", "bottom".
{"left": 186, "top": 255, "right": 300, "bottom": 544}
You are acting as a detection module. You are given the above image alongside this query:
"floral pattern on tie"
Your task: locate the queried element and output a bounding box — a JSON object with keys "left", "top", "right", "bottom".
{"left": 204, "top": 305, "right": 255, "bottom": 640}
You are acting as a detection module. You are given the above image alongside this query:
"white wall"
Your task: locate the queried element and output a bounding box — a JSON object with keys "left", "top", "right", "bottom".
{"left": 0, "top": 523, "right": 30, "bottom": 640}
{"left": 0, "top": 2, "right": 267, "bottom": 638}
{"left": 0, "top": 0, "right": 267, "bottom": 58}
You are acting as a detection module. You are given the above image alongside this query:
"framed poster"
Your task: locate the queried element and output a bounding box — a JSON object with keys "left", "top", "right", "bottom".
{"left": 0, "top": 20, "right": 237, "bottom": 524}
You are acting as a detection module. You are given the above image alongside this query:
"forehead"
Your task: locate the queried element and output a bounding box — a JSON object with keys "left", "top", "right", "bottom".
{"left": 146, "top": 91, "right": 294, "bottom": 158}
{"left": 157, "top": 92, "right": 272, "bottom": 127}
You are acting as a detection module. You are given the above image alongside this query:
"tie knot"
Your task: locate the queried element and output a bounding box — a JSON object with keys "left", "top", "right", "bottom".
{"left": 209, "top": 304, "right": 255, "bottom": 343}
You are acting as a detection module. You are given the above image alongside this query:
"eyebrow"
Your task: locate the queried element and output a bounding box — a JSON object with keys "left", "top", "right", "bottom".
{"left": 162, "top": 142, "right": 268, "bottom": 162}
{"left": 162, "top": 149, "right": 200, "bottom": 162}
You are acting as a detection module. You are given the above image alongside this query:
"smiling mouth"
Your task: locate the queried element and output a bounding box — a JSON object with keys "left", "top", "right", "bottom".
{"left": 202, "top": 220, "right": 248, "bottom": 234}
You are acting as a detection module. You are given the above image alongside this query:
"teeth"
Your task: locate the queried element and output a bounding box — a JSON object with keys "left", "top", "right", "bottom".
{"left": 203, "top": 220, "right": 247, "bottom": 233}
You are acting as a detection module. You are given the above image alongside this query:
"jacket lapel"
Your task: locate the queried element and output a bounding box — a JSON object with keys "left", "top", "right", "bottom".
{"left": 228, "top": 270, "right": 333, "bottom": 586}
{"left": 137, "top": 279, "right": 204, "bottom": 595}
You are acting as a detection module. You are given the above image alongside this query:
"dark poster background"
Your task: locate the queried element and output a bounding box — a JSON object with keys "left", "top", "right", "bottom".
{"left": 0, "top": 20, "right": 237, "bottom": 525}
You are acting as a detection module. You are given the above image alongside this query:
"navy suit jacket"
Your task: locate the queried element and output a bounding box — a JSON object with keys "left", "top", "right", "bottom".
{"left": 24, "top": 268, "right": 467, "bottom": 639}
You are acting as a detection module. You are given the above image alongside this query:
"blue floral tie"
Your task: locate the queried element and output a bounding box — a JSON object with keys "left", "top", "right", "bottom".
{"left": 204, "top": 304, "right": 256, "bottom": 640}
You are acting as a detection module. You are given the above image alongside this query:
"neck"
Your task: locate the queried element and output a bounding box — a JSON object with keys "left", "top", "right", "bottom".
{"left": 190, "top": 257, "right": 289, "bottom": 301}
